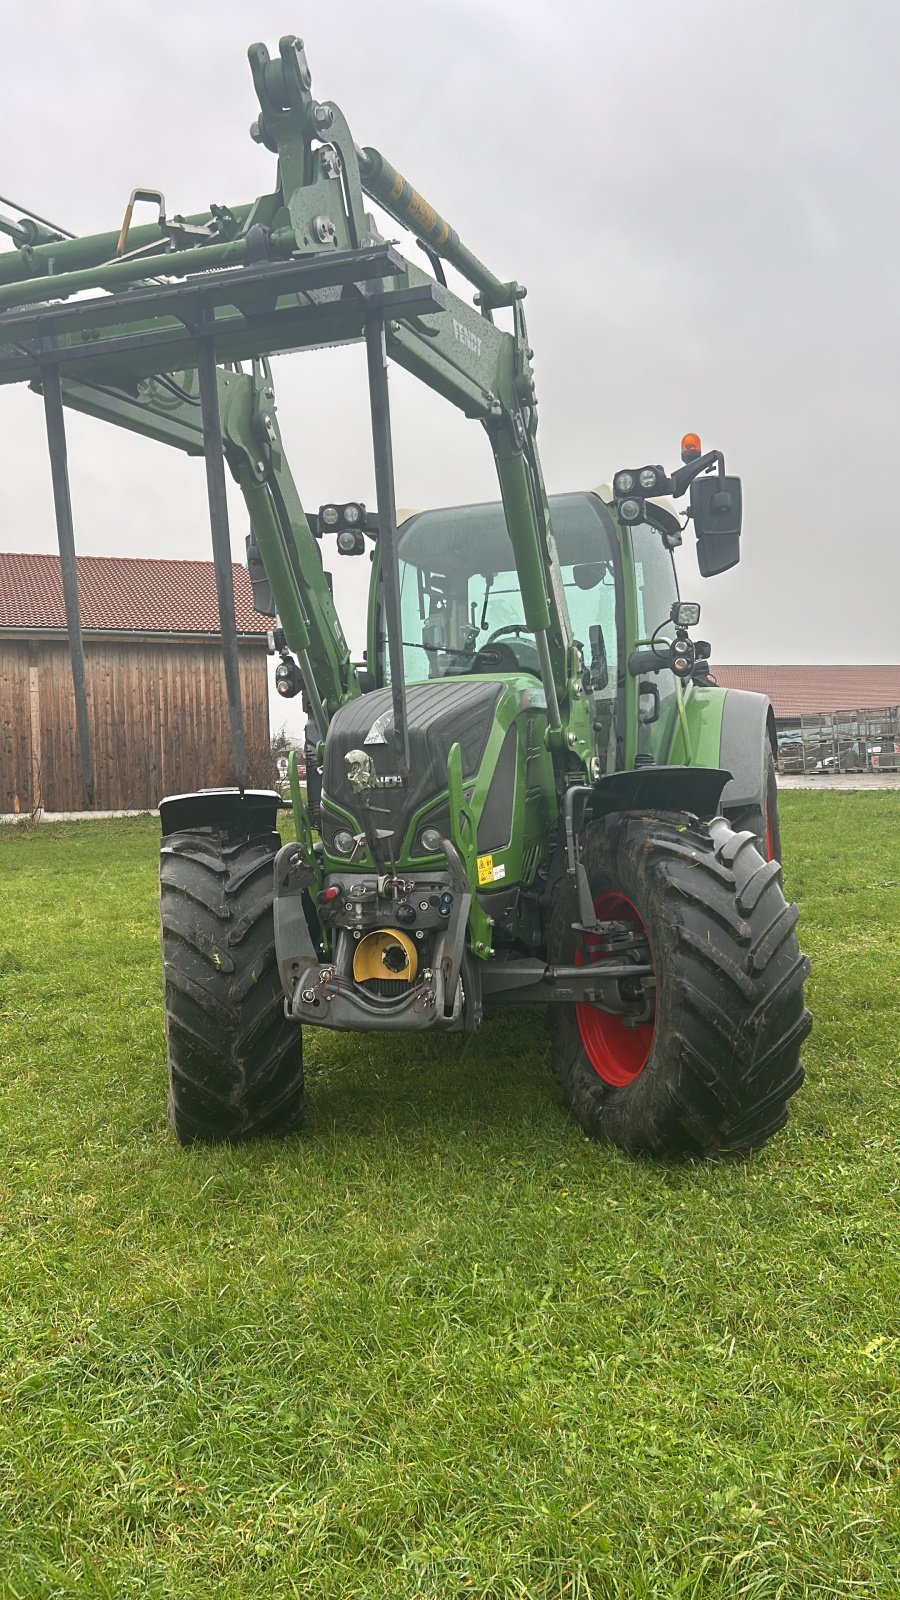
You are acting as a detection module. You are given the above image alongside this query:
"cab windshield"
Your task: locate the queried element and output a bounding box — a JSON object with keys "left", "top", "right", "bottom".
{"left": 389, "top": 492, "right": 619, "bottom": 685}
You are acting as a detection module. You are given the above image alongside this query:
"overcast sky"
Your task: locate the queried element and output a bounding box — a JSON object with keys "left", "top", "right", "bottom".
{"left": 1, "top": 0, "right": 897, "bottom": 739}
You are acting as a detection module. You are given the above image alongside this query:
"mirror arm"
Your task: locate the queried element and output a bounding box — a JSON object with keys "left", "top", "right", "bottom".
{"left": 669, "top": 449, "right": 725, "bottom": 500}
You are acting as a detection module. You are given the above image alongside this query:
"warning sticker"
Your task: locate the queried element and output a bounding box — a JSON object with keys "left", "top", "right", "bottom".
{"left": 477, "top": 854, "right": 506, "bottom": 885}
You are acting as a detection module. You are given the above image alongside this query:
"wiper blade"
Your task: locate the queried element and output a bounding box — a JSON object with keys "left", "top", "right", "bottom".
{"left": 400, "top": 640, "right": 471, "bottom": 656}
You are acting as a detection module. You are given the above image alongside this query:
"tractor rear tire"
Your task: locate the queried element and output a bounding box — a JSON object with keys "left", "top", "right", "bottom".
{"left": 159, "top": 826, "right": 304, "bottom": 1145}
{"left": 726, "top": 740, "right": 781, "bottom": 861}
{"left": 547, "top": 810, "right": 810, "bottom": 1157}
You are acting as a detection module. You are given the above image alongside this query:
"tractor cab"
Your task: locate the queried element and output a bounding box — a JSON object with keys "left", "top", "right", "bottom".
{"left": 382, "top": 492, "right": 621, "bottom": 689}
{"left": 372, "top": 488, "right": 683, "bottom": 768}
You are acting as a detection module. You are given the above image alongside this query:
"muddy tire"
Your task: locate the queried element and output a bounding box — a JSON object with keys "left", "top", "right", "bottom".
{"left": 547, "top": 811, "right": 810, "bottom": 1156}
{"left": 726, "top": 741, "right": 781, "bottom": 861}
{"left": 159, "top": 826, "right": 304, "bottom": 1145}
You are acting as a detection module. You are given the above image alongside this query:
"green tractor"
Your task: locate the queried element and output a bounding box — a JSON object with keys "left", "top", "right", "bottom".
{"left": 0, "top": 35, "right": 810, "bottom": 1156}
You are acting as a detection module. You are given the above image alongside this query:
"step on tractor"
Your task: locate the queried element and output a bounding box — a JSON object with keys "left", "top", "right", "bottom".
{"left": 1, "top": 35, "right": 811, "bottom": 1155}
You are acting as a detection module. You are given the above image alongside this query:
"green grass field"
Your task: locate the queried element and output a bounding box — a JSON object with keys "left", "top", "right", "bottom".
{"left": 0, "top": 794, "right": 897, "bottom": 1599}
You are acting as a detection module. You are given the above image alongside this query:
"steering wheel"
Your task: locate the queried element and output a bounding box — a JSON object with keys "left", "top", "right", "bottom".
{"left": 469, "top": 623, "right": 540, "bottom": 677}
{"left": 484, "top": 624, "right": 531, "bottom": 644}
{"left": 469, "top": 640, "right": 521, "bottom": 673}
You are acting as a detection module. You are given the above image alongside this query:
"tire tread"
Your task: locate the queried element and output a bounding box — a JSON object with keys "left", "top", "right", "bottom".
{"left": 547, "top": 809, "right": 809, "bottom": 1156}
{"left": 160, "top": 827, "right": 304, "bottom": 1145}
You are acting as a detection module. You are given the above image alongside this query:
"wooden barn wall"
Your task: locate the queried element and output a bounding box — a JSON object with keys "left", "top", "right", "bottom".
{"left": 1, "top": 637, "right": 269, "bottom": 812}
{"left": 0, "top": 642, "right": 35, "bottom": 813}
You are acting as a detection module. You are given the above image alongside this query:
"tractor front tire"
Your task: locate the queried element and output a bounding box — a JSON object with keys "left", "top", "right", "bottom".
{"left": 159, "top": 826, "right": 304, "bottom": 1145}
{"left": 548, "top": 811, "right": 810, "bottom": 1157}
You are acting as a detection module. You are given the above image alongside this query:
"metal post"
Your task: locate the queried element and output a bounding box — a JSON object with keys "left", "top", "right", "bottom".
{"left": 41, "top": 363, "right": 94, "bottom": 806}
{"left": 195, "top": 325, "right": 249, "bottom": 791}
{"left": 364, "top": 312, "right": 410, "bottom": 780}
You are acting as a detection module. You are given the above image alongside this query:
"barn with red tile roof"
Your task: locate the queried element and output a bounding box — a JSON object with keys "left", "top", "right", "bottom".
{"left": 0, "top": 553, "right": 270, "bottom": 813}
{"left": 713, "top": 665, "right": 900, "bottom": 720}
{"left": 713, "top": 664, "right": 900, "bottom": 773}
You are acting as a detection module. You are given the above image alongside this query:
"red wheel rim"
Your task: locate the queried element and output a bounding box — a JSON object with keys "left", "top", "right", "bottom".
{"left": 765, "top": 802, "right": 775, "bottom": 862}
{"left": 574, "top": 891, "right": 655, "bottom": 1087}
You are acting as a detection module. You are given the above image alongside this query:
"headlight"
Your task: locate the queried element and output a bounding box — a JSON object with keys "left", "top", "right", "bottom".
{"left": 670, "top": 601, "right": 701, "bottom": 628}
{"left": 618, "top": 497, "right": 643, "bottom": 524}
{"left": 274, "top": 658, "right": 302, "bottom": 697}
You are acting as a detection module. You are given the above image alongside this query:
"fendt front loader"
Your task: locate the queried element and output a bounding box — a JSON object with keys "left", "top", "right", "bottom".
{"left": 0, "top": 35, "right": 810, "bottom": 1155}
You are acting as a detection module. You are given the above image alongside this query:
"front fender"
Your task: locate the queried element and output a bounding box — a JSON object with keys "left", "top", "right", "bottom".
{"left": 159, "top": 787, "right": 283, "bottom": 837}
{"left": 718, "top": 690, "right": 776, "bottom": 813}
{"left": 679, "top": 684, "right": 775, "bottom": 820}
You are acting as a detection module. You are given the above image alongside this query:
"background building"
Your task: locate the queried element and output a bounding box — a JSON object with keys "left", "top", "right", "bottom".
{"left": 0, "top": 553, "right": 270, "bottom": 813}
{"left": 3, "top": 558, "right": 898, "bottom": 812}
{"left": 716, "top": 665, "right": 900, "bottom": 773}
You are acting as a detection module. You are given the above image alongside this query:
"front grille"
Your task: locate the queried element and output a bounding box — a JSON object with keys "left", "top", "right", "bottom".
{"left": 514, "top": 841, "right": 544, "bottom": 886}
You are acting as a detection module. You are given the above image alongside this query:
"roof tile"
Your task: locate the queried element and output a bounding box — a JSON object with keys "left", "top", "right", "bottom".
{"left": 0, "top": 552, "right": 269, "bottom": 636}
{"left": 714, "top": 665, "right": 900, "bottom": 717}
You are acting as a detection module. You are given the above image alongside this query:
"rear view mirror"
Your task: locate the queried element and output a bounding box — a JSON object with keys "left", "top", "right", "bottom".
{"left": 638, "top": 683, "right": 660, "bottom": 725}
{"left": 572, "top": 563, "right": 605, "bottom": 590}
{"left": 691, "top": 473, "right": 742, "bottom": 576}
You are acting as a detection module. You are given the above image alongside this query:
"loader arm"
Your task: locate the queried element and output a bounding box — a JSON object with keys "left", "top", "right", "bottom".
{"left": 0, "top": 32, "right": 588, "bottom": 795}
